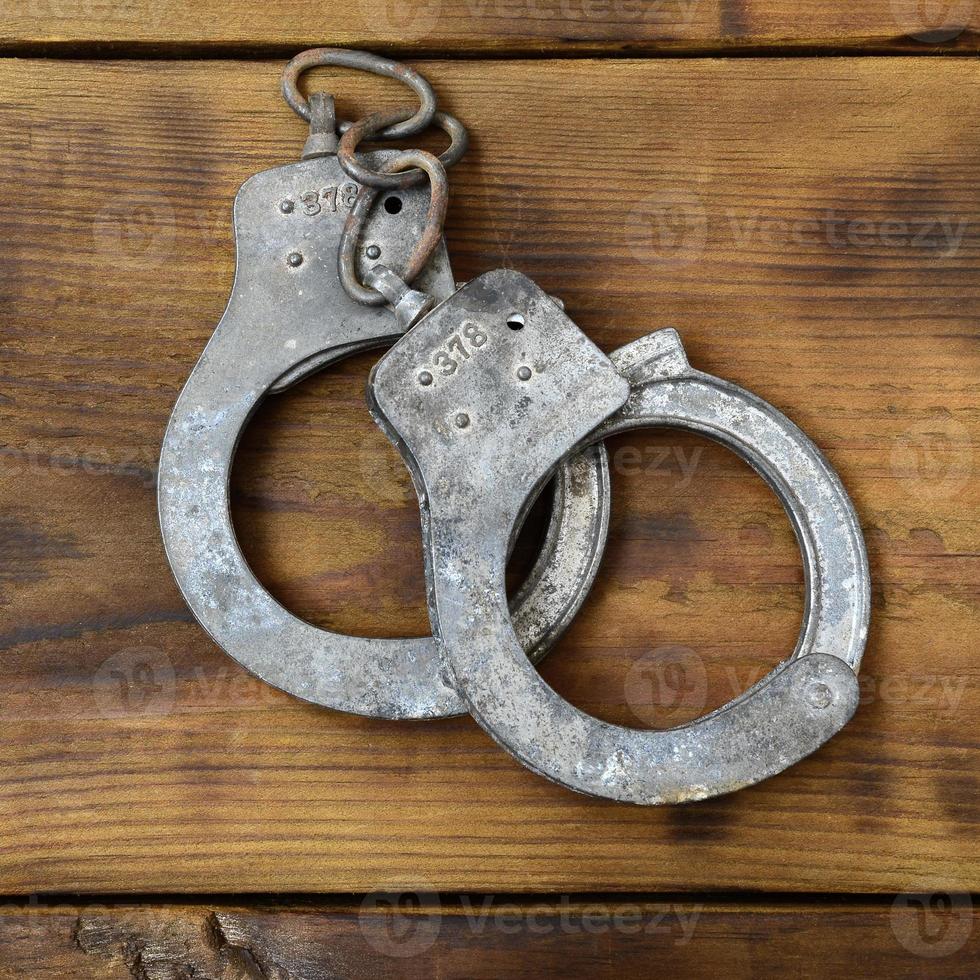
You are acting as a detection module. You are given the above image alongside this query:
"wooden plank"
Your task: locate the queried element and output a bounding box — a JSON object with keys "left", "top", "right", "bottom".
{"left": 0, "top": 900, "right": 975, "bottom": 977}
{"left": 2, "top": 1, "right": 979, "bottom": 53}
{"left": 0, "top": 57, "right": 977, "bottom": 894}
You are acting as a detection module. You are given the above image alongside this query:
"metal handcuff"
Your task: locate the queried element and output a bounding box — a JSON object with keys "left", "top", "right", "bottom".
{"left": 158, "top": 49, "right": 612, "bottom": 720}
{"left": 160, "top": 50, "right": 870, "bottom": 802}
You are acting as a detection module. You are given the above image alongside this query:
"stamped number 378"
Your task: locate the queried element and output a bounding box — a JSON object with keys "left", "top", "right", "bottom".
{"left": 430, "top": 322, "right": 489, "bottom": 376}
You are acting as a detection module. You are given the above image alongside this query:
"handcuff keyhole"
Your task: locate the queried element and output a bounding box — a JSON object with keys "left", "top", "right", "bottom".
{"left": 384, "top": 196, "right": 403, "bottom": 215}
{"left": 507, "top": 314, "right": 525, "bottom": 331}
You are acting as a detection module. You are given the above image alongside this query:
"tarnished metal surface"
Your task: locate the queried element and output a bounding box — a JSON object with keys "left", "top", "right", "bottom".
{"left": 339, "top": 149, "right": 449, "bottom": 307}
{"left": 281, "top": 48, "right": 437, "bottom": 138}
{"left": 362, "top": 265, "right": 435, "bottom": 329}
{"left": 338, "top": 108, "right": 469, "bottom": 190}
{"left": 300, "top": 92, "right": 340, "bottom": 160}
{"left": 158, "top": 161, "right": 612, "bottom": 720}
{"left": 368, "top": 270, "right": 869, "bottom": 802}
{"left": 600, "top": 330, "right": 870, "bottom": 675}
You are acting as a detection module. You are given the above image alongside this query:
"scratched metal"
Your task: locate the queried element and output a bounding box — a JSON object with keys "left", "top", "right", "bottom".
{"left": 158, "top": 160, "right": 612, "bottom": 719}
{"left": 369, "top": 269, "right": 870, "bottom": 803}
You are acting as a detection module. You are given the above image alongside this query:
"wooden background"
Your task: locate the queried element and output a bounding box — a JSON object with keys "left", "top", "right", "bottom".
{"left": 0, "top": 2, "right": 977, "bottom": 976}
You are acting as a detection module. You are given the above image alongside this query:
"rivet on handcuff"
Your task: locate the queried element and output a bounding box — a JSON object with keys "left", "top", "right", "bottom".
{"left": 159, "top": 49, "right": 870, "bottom": 803}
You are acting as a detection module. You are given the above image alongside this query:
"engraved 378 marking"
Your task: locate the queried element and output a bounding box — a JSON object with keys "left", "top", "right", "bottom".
{"left": 422, "top": 321, "right": 489, "bottom": 379}
{"left": 299, "top": 184, "right": 360, "bottom": 216}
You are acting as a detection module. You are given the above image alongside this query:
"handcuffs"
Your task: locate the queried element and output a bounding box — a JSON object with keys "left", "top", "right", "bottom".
{"left": 159, "top": 49, "right": 870, "bottom": 803}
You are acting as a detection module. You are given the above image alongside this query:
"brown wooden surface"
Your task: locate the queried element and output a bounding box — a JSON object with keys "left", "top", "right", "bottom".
{"left": 0, "top": 899, "right": 974, "bottom": 977}
{"left": 0, "top": 57, "right": 976, "bottom": 897}
{"left": 2, "top": 1, "right": 979, "bottom": 52}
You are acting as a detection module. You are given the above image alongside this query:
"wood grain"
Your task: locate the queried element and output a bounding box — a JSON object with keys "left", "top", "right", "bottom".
{"left": 0, "top": 58, "right": 977, "bottom": 893}
{"left": 0, "top": 899, "right": 975, "bottom": 977}
{"left": 2, "top": 1, "right": 979, "bottom": 53}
